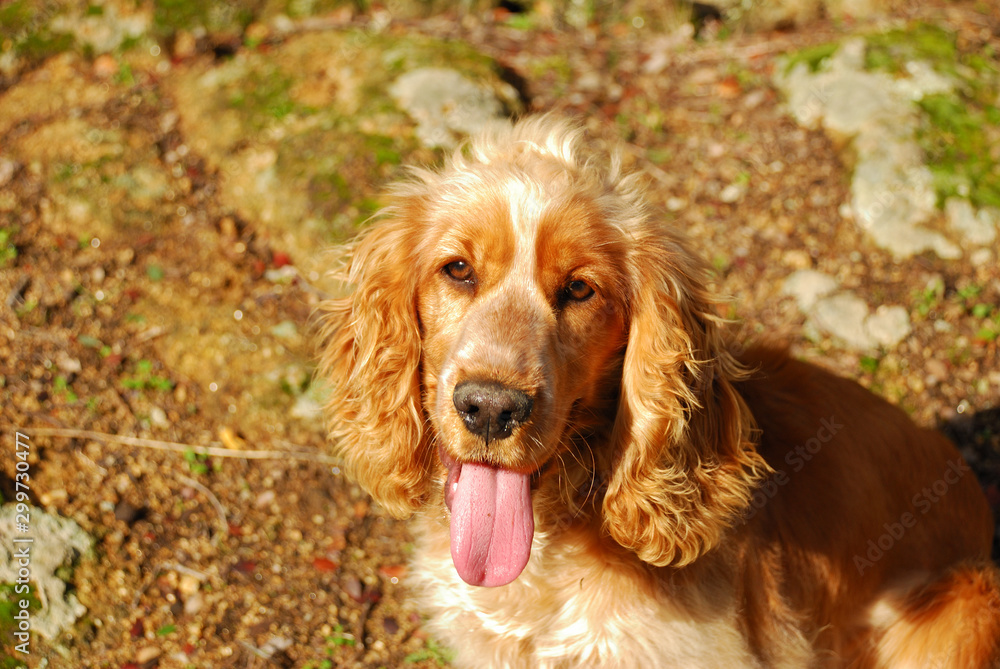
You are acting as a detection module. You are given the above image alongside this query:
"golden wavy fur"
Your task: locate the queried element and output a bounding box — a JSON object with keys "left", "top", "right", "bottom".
{"left": 319, "top": 116, "right": 1000, "bottom": 668}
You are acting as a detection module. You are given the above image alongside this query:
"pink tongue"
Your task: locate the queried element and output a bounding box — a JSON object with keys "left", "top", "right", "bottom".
{"left": 449, "top": 463, "right": 533, "bottom": 587}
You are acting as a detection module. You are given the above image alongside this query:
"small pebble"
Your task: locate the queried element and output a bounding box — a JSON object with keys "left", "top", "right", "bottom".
{"left": 93, "top": 54, "right": 118, "bottom": 79}
{"left": 0, "top": 158, "right": 17, "bottom": 187}
{"left": 719, "top": 184, "right": 745, "bottom": 204}
{"left": 970, "top": 248, "right": 993, "bottom": 266}
{"left": 136, "top": 646, "right": 161, "bottom": 664}
{"left": 782, "top": 249, "right": 811, "bottom": 269}
{"left": 255, "top": 490, "right": 276, "bottom": 508}
{"left": 183, "top": 592, "right": 204, "bottom": 615}
{"left": 343, "top": 576, "right": 364, "bottom": 602}
{"left": 149, "top": 406, "right": 169, "bottom": 428}
{"left": 114, "top": 500, "right": 146, "bottom": 524}
{"left": 178, "top": 574, "right": 201, "bottom": 598}
{"left": 40, "top": 489, "right": 68, "bottom": 506}
{"left": 925, "top": 359, "right": 948, "bottom": 379}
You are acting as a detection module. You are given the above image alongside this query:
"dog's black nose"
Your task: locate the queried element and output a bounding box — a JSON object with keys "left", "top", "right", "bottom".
{"left": 453, "top": 381, "right": 534, "bottom": 444}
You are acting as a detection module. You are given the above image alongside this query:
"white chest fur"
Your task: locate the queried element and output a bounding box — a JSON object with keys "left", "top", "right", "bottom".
{"left": 409, "top": 516, "right": 766, "bottom": 669}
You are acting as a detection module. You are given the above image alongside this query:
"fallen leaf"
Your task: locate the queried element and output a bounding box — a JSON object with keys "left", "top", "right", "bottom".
{"left": 313, "top": 557, "right": 339, "bottom": 573}
{"left": 218, "top": 426, "right": 247, "bottom": 450}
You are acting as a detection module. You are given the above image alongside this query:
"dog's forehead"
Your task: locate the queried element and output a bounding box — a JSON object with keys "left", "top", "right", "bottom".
{"left": 429, "top": 170, "right": 606, "bottom": 249}
{"left": 504, "top": 177, "right": 552, "bottom": 252}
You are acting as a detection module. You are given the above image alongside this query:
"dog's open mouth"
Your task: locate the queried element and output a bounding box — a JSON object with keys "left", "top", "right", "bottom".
{"left": 440, "top": 447, "right": 534, "bottom": 587}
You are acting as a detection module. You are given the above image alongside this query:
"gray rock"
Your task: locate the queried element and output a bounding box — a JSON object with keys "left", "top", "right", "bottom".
{"left": 970, "top": 248, "right": 994, "bottom": 267}
{"left": 851, "top": 151, "right": 960, "bottom": 259}
{"left": 389, "top": 67, "right": 505, "bottom": 149}
{"left": 291, "top": 380, "right": 328, "bottom": 422}
{"left": 775, "top": 36, "right": 968, "bottom": 260}
{"left": 946, "top": 197, "right": 998, "bottom": 246}
{"left": 866, "top": 305, "right": 912, "bottom": 347}
{"left": 895, "top": 60, "right": 954, "bottom": 101}
{"left": 812, "top": 292, "right": 875, "bottom": 350}
{"left": 782, "top": 269, "right": 839, "bottom": 312}
{"left": 785, "top": 272, "right": 911, "bottom": 351}
{"left": 0, "top": 505, "right": 93, "bottom": 640}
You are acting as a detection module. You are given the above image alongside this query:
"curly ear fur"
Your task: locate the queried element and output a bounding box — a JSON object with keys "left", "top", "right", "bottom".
{"left": 317, "top": 209, "right": 430, "bottom": 518}
{"left": 602, "top": 228, "right": 770, "bottom": 567}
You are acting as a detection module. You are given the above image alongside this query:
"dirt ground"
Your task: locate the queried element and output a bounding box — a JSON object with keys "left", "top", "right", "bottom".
{"left": 2, "top": 1, "right": 1000, "bottom": 668}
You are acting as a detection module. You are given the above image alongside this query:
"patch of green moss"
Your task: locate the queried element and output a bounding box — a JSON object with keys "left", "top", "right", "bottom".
{"left": 152, "top": 0, "right": 207, "bottom": 33}
{"left": 261, "top": 0, "right": 362, "bottom": 20}
{"left": 0, "top": 582, "right": 41, "bottom": 633}
{"left": 372, "top": 32, "right": 502, "bottom": 84}
{"left": 404, "top": 638, "right": 455, "bottom": 665}
{"left": 0, "top": 656, "right": 27, "bottom": 669}
{"left": 153, "top": 0, "right": 257, "bottom": 38}
{"left": 0, "top": 228, "right": 17, "bottom": 268}
{"left": 865, "top": 21, "right": 999, "bottom": 106}
{"left": 26, "top": 32, "right": 75, "bottom": 61}
{"left": 525, "top": 54, "right": 574, "bottom": 93}
{"left": 228, "top": 30, "right": 508, "bottom": 134}
{"left": 0, "top": 0, "right": 76, "bottom": 63}
{"left": 0, "top": 0, "right": 34, "bottom": 38}
{"left": 860, "top": 22, "right": 1000, "bottom": 210}
{"left": 364, "top": 134, "right": 402, "bottom": 166}
{"left": 917, "top": 93, "right": 1000, "bottom": 209}
{"left": 783, "top": 42, "right": 839, "bottom": 74}
{"left": 278, "top": 125, "right": 410, "bottom": 227}
{"left": 310, "top": 170, "right": 352, "bottom": 206}
{"left": 226, "top": 66, "right": 302, "bottom": 129}
{"left": 503, "top": 12, "right": 540, "bottom": 31}
{"left": 864, "top": 23, "right": 957, "bottom": 75}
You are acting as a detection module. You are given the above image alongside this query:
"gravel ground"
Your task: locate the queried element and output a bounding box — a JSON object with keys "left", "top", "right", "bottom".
{"left": 1, "top": 2, "right": 999, "bottom": 667}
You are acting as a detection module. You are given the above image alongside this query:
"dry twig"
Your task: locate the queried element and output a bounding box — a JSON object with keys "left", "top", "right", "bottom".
{"left": 177, "top": 473, "right": 229, "bottom": 540}
{"left": 23, "top": 427, "right": 341, "bottom": 465}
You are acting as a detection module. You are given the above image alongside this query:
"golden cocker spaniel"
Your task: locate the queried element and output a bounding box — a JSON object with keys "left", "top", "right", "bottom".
{"left": 320, "top": 116, "right": 1000, "bottom": 668}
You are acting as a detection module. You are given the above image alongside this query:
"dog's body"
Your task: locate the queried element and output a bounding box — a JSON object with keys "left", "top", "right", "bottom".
{"left": 321, "top": 116, "right": 1000, "bottom": 667}
{"left": 410, "top": 346, "right": 997, "bottom": 668}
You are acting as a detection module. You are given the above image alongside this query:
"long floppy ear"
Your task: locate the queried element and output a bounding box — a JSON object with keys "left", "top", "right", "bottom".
{"left": 317, "top": 209, "right": 430, "bottom": 518}
{"left": 602, "top": 228, "right": 769, "bottom": 567}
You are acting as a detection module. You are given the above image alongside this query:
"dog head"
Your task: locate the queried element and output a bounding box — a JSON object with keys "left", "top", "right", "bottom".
{"left": 319, "top": 116, "right": 766, "bottom": 586}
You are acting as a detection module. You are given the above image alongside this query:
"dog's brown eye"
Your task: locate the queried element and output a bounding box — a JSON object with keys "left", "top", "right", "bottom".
{"left": 444, "top": 260, "right": 475, "bottom": 283}
{"left": 565, "top": 279, "right": 595, "bottom": 302}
